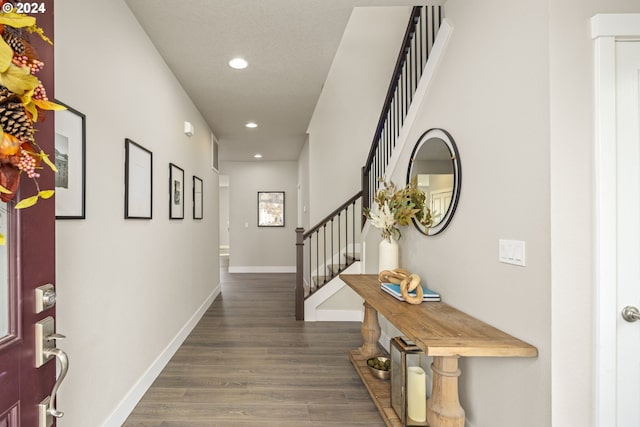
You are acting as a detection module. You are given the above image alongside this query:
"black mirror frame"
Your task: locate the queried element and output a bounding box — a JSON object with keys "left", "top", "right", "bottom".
{"left": 407, "top": 128, "right": 461, "bottom": 236}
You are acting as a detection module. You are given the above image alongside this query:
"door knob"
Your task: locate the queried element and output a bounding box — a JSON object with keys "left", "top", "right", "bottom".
{"left": 622, "top": 306, "right": 640, "bottom": 322}
{"left": 40, "top": 348, "right": 69, "bottom": 418}
{"left": 35, "top": 317, "right": 69, "bottom": 427}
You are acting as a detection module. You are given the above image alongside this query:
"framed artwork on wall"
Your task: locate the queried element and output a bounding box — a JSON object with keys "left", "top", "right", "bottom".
{"left": 193, "top": 176, "right": 203, "bottom": 220}
{"left": 54, "top": 101, "right": 86, "bottom": 219}
{"left": 258, "top": 191, "right": 285, "bottom": 227}
{"left": 169, "top": 163, "right": 184, "bottom": 219}
{"left": 124, "top": 139, "right": 153, "bottom": 219}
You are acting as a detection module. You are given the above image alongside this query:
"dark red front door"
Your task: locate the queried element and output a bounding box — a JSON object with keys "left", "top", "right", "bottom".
{"left": 0, "top": 3, "right": 58, "bottom": 426}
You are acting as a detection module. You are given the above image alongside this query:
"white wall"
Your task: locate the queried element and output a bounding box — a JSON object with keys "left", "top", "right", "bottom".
{"left": 54, "top": 1, "right": 220, "bottom": 426}
{"left": 357, "top": 1, "right": 640, "bottom": 426}
{"left": 307, "top": 7, "right": 411, "bottom": 225}
{"left": 298, "top": 136, "right": 310, "bottom": 230}
{"left": 221, "top": 161, "right": 297, "bottom": 272}
{"left": 347, "top": 1, "right": 552, "bottom": 425}
{"left": 549, "top": 0, "right": 640, "bottom": 425}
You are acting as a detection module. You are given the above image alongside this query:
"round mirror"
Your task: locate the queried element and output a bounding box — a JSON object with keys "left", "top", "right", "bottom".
{"left": 407, "top": 128, "right": 461, "bottom": 235}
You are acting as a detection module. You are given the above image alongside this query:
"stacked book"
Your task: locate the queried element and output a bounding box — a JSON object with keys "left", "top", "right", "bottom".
{"left": 380, "top": 282, "right": 441, "bottom": 302}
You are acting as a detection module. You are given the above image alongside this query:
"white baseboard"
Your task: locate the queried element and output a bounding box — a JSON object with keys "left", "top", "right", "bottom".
{"left": 100, "top": 284, "right": 221, "bottom": 427}
{"left": 228, "top": 266, "right": 296, "bottom": 273}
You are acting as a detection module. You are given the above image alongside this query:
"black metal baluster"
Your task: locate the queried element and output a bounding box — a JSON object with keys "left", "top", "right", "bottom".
{"left": 330, "top": 218, "right": 334, "bottom": 279}
{"left": 432, "top": 6, "right": 436, "bottom": 52}
{"left": 323, "top": 224, "right": 327, "bottom": 284}
{"left": 337, "top": 212, "right": 341, "bottom": 273}
{"left": 315, "top": 231, "right": 319, "bottom": 288}
{"left": 419, "top": 7, "right": 424, "bottom": 74}
{"left": 352, "top": 200, "right": 356, "bottom": 263}
{"left": 308, "top": 235, "right": 311, "bottom": 293}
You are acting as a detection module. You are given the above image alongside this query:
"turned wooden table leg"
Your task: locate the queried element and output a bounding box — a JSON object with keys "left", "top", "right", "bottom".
{"left": 427, "top": 356, "right": 465, "bottom": 427}
{"left": 359, "top": 301, "right": 381, "bottom": 358}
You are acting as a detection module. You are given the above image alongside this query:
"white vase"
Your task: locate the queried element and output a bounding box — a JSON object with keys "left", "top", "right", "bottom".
{"left": 379, "top": 236, "right": 399, "bottom": 272}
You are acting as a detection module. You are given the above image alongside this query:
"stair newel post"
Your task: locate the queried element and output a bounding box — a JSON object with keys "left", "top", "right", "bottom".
{"left": 295, "top": 227, "right": 305, "bottom": 321}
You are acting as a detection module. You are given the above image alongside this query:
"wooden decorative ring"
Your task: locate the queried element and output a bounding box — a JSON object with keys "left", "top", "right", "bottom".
{"left": 378, "top": 269, "right": 409, "bottom": 284}
{"left": 400, "top": 275, "right": 423, "bottom": 304}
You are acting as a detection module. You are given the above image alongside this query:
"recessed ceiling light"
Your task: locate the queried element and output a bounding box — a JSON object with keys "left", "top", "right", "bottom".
{"left": 228, "top": 57, "right": 248, "bottom": 69}
{"left": 245, "top": 122, "right": 258, "bottom": 128}
{"left": 254, "top": 154, "right": 263, "bottom": 159}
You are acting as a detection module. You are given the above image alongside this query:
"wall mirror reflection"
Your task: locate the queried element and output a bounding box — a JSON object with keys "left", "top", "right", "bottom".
{"left": 407, "top": 128, "right": 461, "bottom": 235}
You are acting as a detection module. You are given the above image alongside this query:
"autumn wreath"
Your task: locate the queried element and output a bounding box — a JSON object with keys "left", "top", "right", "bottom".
{"left": 0, "top": 7, "right": 64, "bottom": 243}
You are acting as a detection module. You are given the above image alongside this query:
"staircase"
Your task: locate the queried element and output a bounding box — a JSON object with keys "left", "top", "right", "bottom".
{"left": 296, "top": 5, "right": 445, "bottom": 321}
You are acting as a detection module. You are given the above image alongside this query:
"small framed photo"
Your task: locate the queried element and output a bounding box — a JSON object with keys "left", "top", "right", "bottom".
{"left": 169, "top": 163, "right": 185, "bottom": 219}
{"left": 258, "top": 191, "right": 285, "bottom": 227}
{"left": 193, "top": 176, "right": 203, "bottom": 220}
{"left": 54, "top": 101, "right": 86, "bottom": 219}
{"left": 124, "top": 139, "right": 153, "bottom": 219}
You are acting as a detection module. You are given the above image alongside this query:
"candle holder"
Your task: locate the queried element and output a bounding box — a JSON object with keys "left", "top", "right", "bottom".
{"left": 390, "top": 336, "right": 428, "bottom": 426}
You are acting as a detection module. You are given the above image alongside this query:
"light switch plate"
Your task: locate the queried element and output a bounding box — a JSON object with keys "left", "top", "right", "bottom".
{"left": 499, "top": 239, "right": 526, "bottom": 266}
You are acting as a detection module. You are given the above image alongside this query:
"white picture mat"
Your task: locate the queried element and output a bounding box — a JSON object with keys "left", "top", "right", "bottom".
{"left": 55, "top": 108, "right": 84, "bottom": 217}
{"left": 170, "top": 164, "right": 184, "bottom": 219}
{"left": 194, "top": 177, "right": 203, "bottom": 219}
{"left": 127, "top": 143, "right": 152, "bottom": 218}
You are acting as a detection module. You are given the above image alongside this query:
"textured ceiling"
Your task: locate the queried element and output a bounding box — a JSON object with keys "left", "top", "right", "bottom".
{"left": 125, "top": 0, "right": 434, "bottom": 161}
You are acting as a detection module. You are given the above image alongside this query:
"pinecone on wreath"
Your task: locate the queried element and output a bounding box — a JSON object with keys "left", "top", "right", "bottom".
{"left": 2, "top": 26, "right": 25, "bottom": 55}
{"left": 0, "top": 88, "right": 35, "bottom": 143}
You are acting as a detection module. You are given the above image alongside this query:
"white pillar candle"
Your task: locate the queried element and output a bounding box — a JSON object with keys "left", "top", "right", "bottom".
{"left": 407, "top": 366, "right": 426, "bottom": 422}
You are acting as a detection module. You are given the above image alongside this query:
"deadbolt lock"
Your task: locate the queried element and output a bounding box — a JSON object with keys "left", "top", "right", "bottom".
{"left": 35, "top": 284, "right": 56, "bottom": 313}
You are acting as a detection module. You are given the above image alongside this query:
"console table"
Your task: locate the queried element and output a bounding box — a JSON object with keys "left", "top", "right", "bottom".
{"left": 341, "top": 274, "right": 537, "bottom": 427}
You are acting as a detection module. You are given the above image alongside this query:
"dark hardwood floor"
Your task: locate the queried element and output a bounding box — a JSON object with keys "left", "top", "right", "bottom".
{"left": 123, "top": 268, "right": 385, "bottom": 426}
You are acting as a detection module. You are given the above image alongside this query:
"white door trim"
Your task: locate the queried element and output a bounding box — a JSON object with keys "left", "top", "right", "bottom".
{"left": 592, "top": 14, "right": 640, "bottom": 427}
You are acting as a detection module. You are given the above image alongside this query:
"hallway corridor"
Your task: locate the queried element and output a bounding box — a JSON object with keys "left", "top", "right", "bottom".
{"left": 123, "top": 270, "right": 385, "bottom": 426}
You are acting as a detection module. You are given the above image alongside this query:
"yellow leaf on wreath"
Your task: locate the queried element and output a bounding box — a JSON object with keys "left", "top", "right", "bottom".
{"left": 0, "top": 65, "right": 39, "bottom": 95}
{"left": 0, "top": 184, "right": 12, "bottom": 194}
{"left": 0, "top": 232, "right": 5, "bottom": 246}
{"left": 0, "top": 38, "right": 13, "bottom": 72}
{"left": 34, "top": 99, "right": 66, "bottom": 111}
{"left": 40, "top": 151, "right": 58, "bottom": 173}
{"left": 24, "top": 100, "right": 37, "bottom": 122}
{"left": 14, "top": 195, "right": 39, "bottom": 209}
{"left": 0, "top": 12, "right": 36, "bottom": 29}
{"left": 38, "top": 190, "right": 54, "bottom": 199}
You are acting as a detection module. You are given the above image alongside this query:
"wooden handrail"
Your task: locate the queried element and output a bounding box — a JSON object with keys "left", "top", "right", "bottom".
{"left": 296, "top": 6, "right": 443, "bottom": 319}
{"left": 303, "top": 191, "right": 363, "bottom": 239}
{"left": 363, "top": 6, "right": 422, "bottom": 169}
{"left": 296, "top": 192, "right": 363, "bottom": 320}
{"left": 362, "top": 6, "right": 443, "bottom": 224}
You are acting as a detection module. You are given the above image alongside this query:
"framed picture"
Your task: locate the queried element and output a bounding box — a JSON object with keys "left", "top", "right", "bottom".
{"left": 193, "top": 176, "right": 203, "bottom": 220}
{"left": 54, "top": 101, "right": 86, "bottom": 219}
{"left": 169, "top": 163, "right": 185, "bottom": 219}
{"left": 258, "top": 191, "right": 285, "bottom": 227}
{"left": 124, "top": 139, "right": 153, "bottom": 219}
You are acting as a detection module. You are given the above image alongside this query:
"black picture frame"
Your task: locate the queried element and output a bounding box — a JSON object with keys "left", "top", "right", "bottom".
{"left": 169, "top": 163, "right": 185, "bottom": 219}
{"left": 257, "top": 191, "right": 285, "bottom": 227}
{"left": 54, "top": 100, "right": 86, "bottom": 219}
{"left": 124, "top": 139, "right": 153, "bottom": 219}
{"left": 193, "top": 176, "right": 203, "bottom": 220}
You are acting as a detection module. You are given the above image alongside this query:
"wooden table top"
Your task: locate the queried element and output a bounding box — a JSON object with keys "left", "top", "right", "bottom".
{"left": 341, "top": 274, "right": 537, "bottom": 358}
